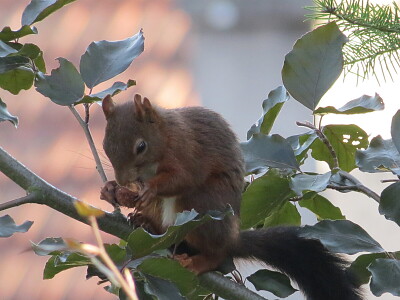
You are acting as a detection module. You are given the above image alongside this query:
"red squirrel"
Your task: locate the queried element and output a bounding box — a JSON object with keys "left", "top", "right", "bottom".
{"left": 100, "top": 94, "right": 362, "bottom": 300}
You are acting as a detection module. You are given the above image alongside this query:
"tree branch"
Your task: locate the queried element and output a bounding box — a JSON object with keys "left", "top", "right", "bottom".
{"left": 0, "top": 146, "right": 265, "bottom": 300}
{"left": 0, "top": 193, "right": 39, "bottom": 211}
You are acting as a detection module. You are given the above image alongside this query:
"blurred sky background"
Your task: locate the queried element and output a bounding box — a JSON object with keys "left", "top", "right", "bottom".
{"left": 1, "top": 0, "right": 400, "bottom": 299}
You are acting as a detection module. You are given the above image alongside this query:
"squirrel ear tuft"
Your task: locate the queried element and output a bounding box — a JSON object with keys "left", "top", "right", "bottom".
{"left": 134, "top": 94, "right": 145, "bottom": 121}
{"left": 134, "top": 94, "right": 158, "bottom": 123}
{"left": 102, "top": 95, "right": 115, "bottom": 119}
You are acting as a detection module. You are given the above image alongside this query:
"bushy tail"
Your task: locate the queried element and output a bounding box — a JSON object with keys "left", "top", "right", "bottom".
{"left": 231, "top": 227, "right": 362, "bottom": 300}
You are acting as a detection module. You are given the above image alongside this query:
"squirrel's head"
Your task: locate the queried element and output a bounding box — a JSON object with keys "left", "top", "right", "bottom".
{"left": 102, "top": 94, "right": 165, "bottom": 186}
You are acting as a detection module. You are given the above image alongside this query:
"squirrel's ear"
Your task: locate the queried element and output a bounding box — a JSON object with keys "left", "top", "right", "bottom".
{"left": 143, "top": 97, "right": 159, "bottom": 123}
{"left": 102, "top": 95, "right": 115, "bottom": 119}
{"left": 134, "top": 94, "right": 158, "bottom": 123}
{"left": 134, "top": 94, "right": 145, "bottom": 122}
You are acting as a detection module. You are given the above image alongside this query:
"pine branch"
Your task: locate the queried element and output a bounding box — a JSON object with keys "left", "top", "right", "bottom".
{"left": 307, "top": 0, "right": 400, "bottom": 81}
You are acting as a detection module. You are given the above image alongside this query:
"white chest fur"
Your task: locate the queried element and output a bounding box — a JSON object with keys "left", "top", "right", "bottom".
{"left": 161, "top": 197, "right": 177, "bottom": 228}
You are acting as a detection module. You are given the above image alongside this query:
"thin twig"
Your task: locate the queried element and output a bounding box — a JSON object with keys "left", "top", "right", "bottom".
{"left": 329, "top": 170, "right": 381, "bottom": 203}
{"left": 69, "top": 105, "right": 108, "bottom": 183}
{"left": 89, "top": 216, "right": 138, "bottom": 300}
{"left": 296, "top": 121, "right": 339, "bottom": 170}
{"left": 381, "top": 179, "right": 400, "bottom": 183}
{"left": 0, "top": 193, "right": 40, "bottom": 211}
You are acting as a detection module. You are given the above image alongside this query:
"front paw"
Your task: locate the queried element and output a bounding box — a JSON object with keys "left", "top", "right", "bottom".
{"left": 100, "top": 181, "right": 119, "bottom": 206}
{"left": 127, "top": 210, "right": 157, "bottom": 233}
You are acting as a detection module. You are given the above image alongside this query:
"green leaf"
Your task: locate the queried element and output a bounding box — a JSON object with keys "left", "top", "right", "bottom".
{"left": 311, "top": 124, "right": 369, "bottom": 172}
{"left": 0, "top": 41, "right": 17, "bottom": 57}
{"left": 0, "top": 25, "right": 38, "bottom": 42}
{"left": 299, "top": 192, "right": 345, "bottom": 220}
{"left": 241, "top": 170, "right": 294, "bottom": 229}
{"left": 80, "top": 30, "right": 144, "bottom": 89}
{"left": 356, "top": 136, "right": 400, "bottom": 174}
{"left": 0, "top": 68, "right": 35, "bottom": 94}
{"left": 22, "top": 0, "right": 77, "bottom": 26}
{"left": 43, "top": 252, "right": 91, "bottom": 279}
{"left": 314, "top": 93, "right": 384, "bottom": 115}
{"left": 0, "top": 98, "right": 18, "bottom": 127}
{"left": 391, "top": 109, "right": 400, "bottom": 155}
{"left": 142, "top": 274, "right": 186, "bottom": 300}
{"left": 77, "top": 80, "right": 136, "bottom": 104}
{"left": 298, "top": 220, "right": 384, "bottom": 254}
{"left": 247, "top": 86, "right": 289, "bottom": 139}
{"left": 137, "top": 257, "right": 205, "bottom": 300}
{"left": 0, "top": 215, "right": 33, "bottom": 237}
{"left": 31, "top": 237, "right": 66, "bottom": 255}
{"left": 282, "top": 22, "right": 347, "bottom": 110}
{"left": 368, "top": 258, "right": 400, "bottom": 297}
{"left": 349, "top": 252, "right": 400, "bottom": 286}
{"left": 127, "top": 208, "right": 232, "bottom": 258}
{"left": 264, "top": 201, "right": 301, "bottom": 227}
{"left": 287, "top": 131, "right": 318, "bottom": 165}
{"left": 247, "top": 269, "right": 297, "bottom": 298}
{"left": 241, "top": 133, "right": 299, "bottom": 174}
{"left": 10, "top": 43, "right": 42, "bottom": 60}
{"left": 289, "top": 172, "right": 331, "bottom": 196}
{"left": 380, "top": 182, "right": 400, "bottom": 226}
{"left": 35, "top": 58, "right": 85, "bottom": 105}
{"left": 0, "top": 56, "right": 31, "bottom": 73}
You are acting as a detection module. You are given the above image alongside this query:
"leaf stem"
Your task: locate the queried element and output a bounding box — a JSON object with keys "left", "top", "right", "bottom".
{"left": 69, "top": 105, "right": 107, "bottom": 183}
{"left": 89, "top": 216, "right": 138, "bottom": 300}
{"left": 296, "top": 121, "right": 339, "bottom": 170}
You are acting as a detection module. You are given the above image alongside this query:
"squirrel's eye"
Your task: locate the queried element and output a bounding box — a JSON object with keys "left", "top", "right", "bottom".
{"left": 136, "top": 140, "right": 147, "bottom": 154}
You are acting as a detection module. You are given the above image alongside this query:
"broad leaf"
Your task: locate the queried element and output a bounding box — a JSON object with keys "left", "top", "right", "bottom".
{"left": 142, "top": 274, "right": 186, "bottom": 300}
{"left": 287, "top": 131, "right": 318, "bottom": 165}
{"left": 127, "top": 208, "right": 232, "bottom": 258}
{"left": 0, "top": 98, "right": 18, "bottom": 127}
{"left": 31, "top": 237, "right": 66, "bottom": 255}
{"left": 264, "top": 201, "right": 301, "bottom": 227}
{"left": 282, "top": 22, "right": 347, "bottom": 110}
{"left": 0, "top": 68, "right": 35, "bottom": 94}
{"left": 247, "top": 86, "right": 289, "bottom": 139}
{"left": 77, "top": 80, "right": 136, "bottom": 104}
{"left": 0, "top": 41, "right": 17, "bottom": 57}
{"left": 137, "top": 257, "right": 205, "bottom": 300}
{"left": 391, "top": 109, "right": 400, "bottom": 155}
{"left": 314, "top": 93, "right": 384, "bottom": 115}
{"left": 311, "top": 124, "right": 368, "bottom": 172}
{"left": 380, "top": 182, "right": 400, "bottom": 226}
{"left": 289, "top": 172, "right": 331, "bottom": 196}
{"left": 241, "top": 133, "right": 299, "bottom": 174}
{"left": 80, "top": 30, "right": 144, "bottom": 89}
{"left": 299, "top": 192, "right": 345, "bottom": 220}
{"left": 0, "top": 56, "right": 31, "bottom": 73}
{"left": 35, "top": 58, "right": 85, "bottom": 105}
{"left": 356, "top": 136, "right": 400, "bottom": 174}
{"left": 247, "top": 269, "right": 297, "bottom": 298}
{"left": 241, "top": 170, "right": 294, "bottom": 229}
{"left": 349, "top": 252, "right": 400, "bottom": 286}
{"left": 0, "top": 25, "right": 38, "bottom": 42}
{"left": 298, "top": 220, "right": 384, "bottom": 254}
{"left": 368, "top": 258, "right": 400, "bottom": 297}
{"left": 22, "top": 0, "right": 77, "bottom": 26}
{"left": 0, "top": 215, "right": 33, "bottom": 237}
{"left": 43, "top": 252, "right": 90, "bottom": 279}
